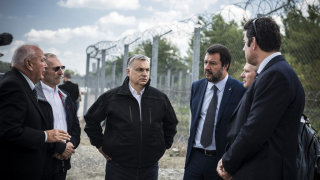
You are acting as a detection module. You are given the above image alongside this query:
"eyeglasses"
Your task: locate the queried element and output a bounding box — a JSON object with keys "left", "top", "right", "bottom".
{"left": 50, "top": 66, "right": 65, "bottom": 72}
{"left": 252, "top": 18, "right": 259, "bottom": 42}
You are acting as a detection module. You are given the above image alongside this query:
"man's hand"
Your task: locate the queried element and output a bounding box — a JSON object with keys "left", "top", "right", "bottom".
{"left": 217, "top": 158, "right": 233, "bottom": 180}
{"left": 98, "top": 146, "right": 112, "bottom": 161}
{"left": 61, "top": 142, "right": 75, "bottom": 160}
{"left": 45, "top": 129, "right": 71, "bottom": 143}
{"left": 53, "top": 152, "right": 64, "bottom": 160}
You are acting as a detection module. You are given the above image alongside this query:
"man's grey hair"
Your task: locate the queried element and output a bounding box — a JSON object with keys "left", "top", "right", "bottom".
{"left": 44, "top": 53, "right": 57, "bottom": 65}
{"left": 11, "top": 44, "right": 39, "bottom": 67}
{"left": 126, "top": 54, "right": 150, "bottom": 68}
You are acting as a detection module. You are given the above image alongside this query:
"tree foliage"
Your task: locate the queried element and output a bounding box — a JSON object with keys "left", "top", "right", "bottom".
{"left": 189, "top": 14, "right": 245, "bottom": 81}
{"left": 0, "top": 61, "right": 11, "bottom": 73}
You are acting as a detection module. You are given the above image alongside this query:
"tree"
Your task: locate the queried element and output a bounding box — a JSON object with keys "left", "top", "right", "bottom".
{"left": 133, "top": 38, "right": 188, "bottom": 75}
{"left": 188, "top": 14, "right": 245, "bottom": 81}
{"left": 0, "top": 61, "right": 11, "bottom": 73}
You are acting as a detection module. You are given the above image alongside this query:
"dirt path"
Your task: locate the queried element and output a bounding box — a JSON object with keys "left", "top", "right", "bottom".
{"left": 66, "top": 120, "right": 185, "bottom": 180}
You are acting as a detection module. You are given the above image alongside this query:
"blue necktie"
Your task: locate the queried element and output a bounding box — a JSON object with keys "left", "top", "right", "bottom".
{"left": 201, "top": 85, "right": 218, "bottom": 148}
{"left": 33, "top": 88, "right": 38, "bottom": 101}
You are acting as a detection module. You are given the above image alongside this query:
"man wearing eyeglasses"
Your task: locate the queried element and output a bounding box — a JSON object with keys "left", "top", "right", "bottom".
{"left": 35, "top": 53, "right": 81, "bottom": 180}
{"left": 0, "top": 45, "right": 71, "bottom": 180}
{"left": 58, "top": 72, "right": 80, "bottom": 108}
{"left": 84, "top": 54, "right": 178, "bottom": 180}
{"left": 217, "top": 17, "right": 305, "bottom": 180}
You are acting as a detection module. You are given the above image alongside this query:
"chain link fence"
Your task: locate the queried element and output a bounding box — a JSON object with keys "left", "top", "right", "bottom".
{"left": 79, "top": 0, "right": 320, "bottom": 158}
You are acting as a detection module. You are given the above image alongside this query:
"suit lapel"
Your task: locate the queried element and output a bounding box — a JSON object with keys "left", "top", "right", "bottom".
{"left": 193, "top": 79, "right": 208, "bottom": 127}
{"left": 217, "top": 77, "right": 232, "bottom": 123}
{"left": 14, "top": 68, "right": 48, "bottom": 127}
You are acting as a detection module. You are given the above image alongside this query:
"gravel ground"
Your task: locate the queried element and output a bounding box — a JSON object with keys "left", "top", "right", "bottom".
{"left": 66, "top": 120, "right": 185, "bottom": 180}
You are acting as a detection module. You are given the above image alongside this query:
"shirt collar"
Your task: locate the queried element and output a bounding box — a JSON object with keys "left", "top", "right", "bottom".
{"left": 257, "top": 52, "right": 282, "bottom": 74}
{"left": 207, "top": 74, "right": 228, "bottom": 92}
{"left": 41, "top": 81, "right": 57, "bottom": 95}
{"left": 19, "top": 70, "right": 35, "bottom": 90}
{"left": 128, "top": 83, "right": 145, "bottom": 96}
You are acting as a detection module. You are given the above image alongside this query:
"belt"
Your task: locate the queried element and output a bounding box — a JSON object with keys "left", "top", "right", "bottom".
{"left": 193, "top": 148, "right": 216, "bottom": 156}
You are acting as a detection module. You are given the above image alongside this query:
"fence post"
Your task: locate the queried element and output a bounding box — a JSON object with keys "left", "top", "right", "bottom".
{"left": 192, "top": 27, "right": 201, "bottom": 83}
{"left": 151, "top": 36, "right": 159, "bottom": 88}
{"left": 100, "top": 49, "right": 106, "bottom": 94}
{"left": 178, "top": 71, "right": 182, "bottom": 90}
{"left": 83, "top": 53, "right": 90, "bottom": 117}
{"left": 112, "top": 61, "right": 116, "bottom": 88}
{"left": 95, "top": 58, "right": 100, "bottom": 99}
{"left": 122, "top": 44, "right": 129, "bottom": 81}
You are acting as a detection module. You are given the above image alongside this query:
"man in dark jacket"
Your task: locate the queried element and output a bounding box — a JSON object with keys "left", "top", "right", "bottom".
{"left": 84, "top": 54, "right": 179, "bottom": 180}
{"left": 58, "top": 72, "right": 79, "bottom": 106}
{"left": 35, "top": 53, "right": 81, "bottom": 180}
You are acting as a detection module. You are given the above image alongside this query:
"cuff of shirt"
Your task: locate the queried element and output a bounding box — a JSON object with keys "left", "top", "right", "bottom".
{"left": 44, "top": 131, "right": 48, "bottom": 142}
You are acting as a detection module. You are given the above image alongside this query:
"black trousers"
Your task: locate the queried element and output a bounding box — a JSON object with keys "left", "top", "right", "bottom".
{"left": 105, "top": 160, "right": 158, "bottom": 180}
{"left": 183, "top": 149, "right": 223, "bottom": 180}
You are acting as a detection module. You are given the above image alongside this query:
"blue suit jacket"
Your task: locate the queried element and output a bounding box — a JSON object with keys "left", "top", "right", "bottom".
{"left": 185, "top": 76, "right": 246, "bottom": 167}
{"left": 222, "top": 55, "right": 305, "bottom": 180}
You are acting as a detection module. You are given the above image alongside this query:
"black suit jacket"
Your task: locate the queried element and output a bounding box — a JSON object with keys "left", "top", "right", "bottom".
{"left": 185, "top": 76, "right": 246, "bottom": 167}
{"left": 222, "top": 55, "right": 305, "bottom": 180}
{"left": 0, "top": 67, "right": 49, "bottom": 180}
{"left": 59, "top": 81, "right": 79, "bottom": 105}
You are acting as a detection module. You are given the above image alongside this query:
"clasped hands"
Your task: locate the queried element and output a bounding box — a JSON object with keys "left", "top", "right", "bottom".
{"left": 217, "top": 159, "right": 233, "bottom": 180}
{"left": 53, "top": 142, "right": 75, "bottom": 160}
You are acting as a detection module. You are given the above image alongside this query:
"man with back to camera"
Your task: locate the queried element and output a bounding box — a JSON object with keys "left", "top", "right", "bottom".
{"left": 84, "top": 54, "right": 179, "bottom": 180}
{"left": 58, "top": 72, "right": 80, "bottom": 108}
{"left": 217, "top": 17, "right": 305, "bottom": 180}
{"left": 183, "top": 44, "right": 246, "bottom": 180}
{"left": 0, "top": 44, "right": 71, "bottom": 180}
{"left": 35, "top": 53, "right": 81, "bottom": 180}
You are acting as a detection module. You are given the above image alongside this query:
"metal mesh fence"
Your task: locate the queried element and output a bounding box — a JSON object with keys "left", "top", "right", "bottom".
{"left": 81, "top": 0, "right": 320, "bottom": 156}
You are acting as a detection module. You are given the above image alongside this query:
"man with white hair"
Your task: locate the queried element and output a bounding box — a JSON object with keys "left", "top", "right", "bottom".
{"left": 0, "top": 44, "right": 71, "bottom": 180}
{"left": 240, "top": 63, "right": 257, "bottom": 88}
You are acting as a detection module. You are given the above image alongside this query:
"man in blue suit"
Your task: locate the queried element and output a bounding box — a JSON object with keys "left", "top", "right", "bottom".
{"left": 217, "top": 17, "right": 305, "bottom": 180}
{"left": 184, "top": 44, "right": 246, "bottom": 180}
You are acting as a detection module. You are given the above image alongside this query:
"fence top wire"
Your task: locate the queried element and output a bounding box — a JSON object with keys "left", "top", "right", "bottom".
{"left": 86, "top": 0, "right": 311, "bottom": 60}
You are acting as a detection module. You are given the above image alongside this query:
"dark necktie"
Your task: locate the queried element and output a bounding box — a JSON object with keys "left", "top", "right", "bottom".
{"left": 33, "top": 88, "right": 38, "bottom": 101}
{"left": 255, "top": 73, "right": 260, "bottom": 79}
{"left": 201, "top": 85, "right": 218, "bottom": 148}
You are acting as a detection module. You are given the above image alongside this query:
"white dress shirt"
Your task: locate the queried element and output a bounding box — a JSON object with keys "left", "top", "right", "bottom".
{"left": 41, "top": 81, "right": 68, "bottom": 134}
{"left": 257, "top": 52, "right": 282, "bottom": 74}
{"left": 193, "top": 74, "right": 228, "bottom": 150}
{"left": 129, "top": 83, "right": 145, "bottom": 121}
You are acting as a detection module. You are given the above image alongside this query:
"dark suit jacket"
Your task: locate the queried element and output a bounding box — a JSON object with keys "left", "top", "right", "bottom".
{"left": 59, "top": 81, "right": 79, "bottom": 105}
{"left": 0, "top": 67, "right": 49, "bottom": 180}
{"left": 222, "top": 55, "right": 305, "bottom": 180}
{"left": 185, "top": 76, "right": 246, "bottom": 167}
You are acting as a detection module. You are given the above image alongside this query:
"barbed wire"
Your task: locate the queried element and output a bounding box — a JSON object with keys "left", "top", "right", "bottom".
{"left": 86, "top": 0, "right": 313, "bottom": 59}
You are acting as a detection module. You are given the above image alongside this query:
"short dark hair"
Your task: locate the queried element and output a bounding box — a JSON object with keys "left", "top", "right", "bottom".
{"left": 205, "top": 44, "right": 231, "bottom": 71}
{"left": 244, "top": 17, "right": 281, "bottom": 52}
{"left": 64, "top": 72, "right": 71, "bottom": 79}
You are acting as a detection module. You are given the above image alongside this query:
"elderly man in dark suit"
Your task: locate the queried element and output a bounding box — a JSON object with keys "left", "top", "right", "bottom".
{"left": 184, "top": 44, "right": 246, "bottom": 180}
{"left": 217, "top": 17, "right": 305, "bottom": 180}
{"left": 0, "top": 44, "right": 71, "bottom": 180}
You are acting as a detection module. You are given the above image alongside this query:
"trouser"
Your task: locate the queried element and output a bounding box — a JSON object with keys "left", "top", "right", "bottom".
{"left": 105, "top": 160, "right": 158, "bottom": 180}
{"left": 184, "top": 148, "right": 223, "bottom": 180}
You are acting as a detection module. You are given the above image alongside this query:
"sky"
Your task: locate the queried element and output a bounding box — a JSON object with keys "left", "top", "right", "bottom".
{"left": 0, "top": 0, "right": 251, "bottom": 75}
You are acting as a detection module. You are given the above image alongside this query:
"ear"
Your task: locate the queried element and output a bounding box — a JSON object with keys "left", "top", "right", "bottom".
{"left": 25, "top": 59, "right": 33, "bottom": 71}
{"left": 126, "top": 68, "right": 130, "bottom": 76}
{"left": 252, "top": 37, "right": 258, "bottom": 50}
{"left": 223, "top": 63, "right": 229, "bottom": 70}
